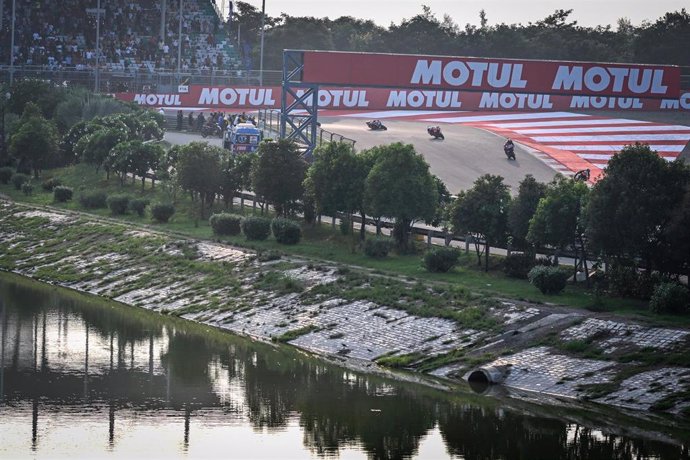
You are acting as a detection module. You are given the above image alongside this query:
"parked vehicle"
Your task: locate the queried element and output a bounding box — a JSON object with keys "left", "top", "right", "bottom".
{"left": 224, "top": 123, "right": 262, "bottom": 154}
{"left": 201, "top": 123, "right": 222, "bottom": 138}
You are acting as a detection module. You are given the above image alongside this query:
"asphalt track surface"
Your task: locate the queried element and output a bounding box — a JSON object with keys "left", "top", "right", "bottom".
{"left": 318, "top": 116, "right": 558, "bottom": 193}
{"left": 165, "top": 117, "right": 559, "bottom": 194}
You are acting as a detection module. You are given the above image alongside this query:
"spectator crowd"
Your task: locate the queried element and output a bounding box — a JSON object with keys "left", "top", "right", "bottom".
{"left": 0, "top": 0, "right": 238, "bottom": 73}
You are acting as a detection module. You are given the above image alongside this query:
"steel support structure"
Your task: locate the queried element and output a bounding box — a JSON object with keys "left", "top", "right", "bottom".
{"left": 280, "top": 50, "right": 318, "bottom": 161}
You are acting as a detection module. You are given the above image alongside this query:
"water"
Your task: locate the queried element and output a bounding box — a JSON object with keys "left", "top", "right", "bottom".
{"left": 0, "top": 273, "right": 687, "bottom": 459}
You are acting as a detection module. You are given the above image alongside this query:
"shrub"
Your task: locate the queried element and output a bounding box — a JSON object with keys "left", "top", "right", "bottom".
{"left": 503, "top": 253, "right": 535, "bottom": 279}
{"left": 151, "top": 203, "right": 175, "bottom": 223}
{"left": 271, "top": 218, "right": 302, "bottom": 244}
{"left": 11, "top": 173, "right": 30, "bottom": 190}
{"left": 41, "top": 177, "right": 62, "bottom": 191}
{"left": 0, "top": 166, "right": 13, "bottom": 184}
{"left": 53, "top": 185, "right": 73, "bottom": 202}
{"left": 106, "top": 194, "right": 130, "bottom": 215}
{"left": 528, "top": 265, "right": 570, "bottom": 295}
{"left": 241, "top": 216, "right": 271, "bottom": 240}
{"left": 649, "top": 282, "right": 690, "bottom": 315}
{"left": 608, "top": 264, "right": 661, "bottom": 300}
{"left": 423, "top": 247, "right": 461, "bottom": 273}
{"left": 128, "top": 198, "right": 149, "bottom": 217}
{"left": 21, "top": 182, "right": 33, "bottom": 196}
{"left": 209, "top": 213, "right": 242, "bottom": 236}
{"left": 364, "top": 238, "right": 393, "bottom": 258}
{"left": 79, "top": 191, "right": 107, "bottom": 209}
{"left": 534, "top": 257, "right": 553, "bottom": 267}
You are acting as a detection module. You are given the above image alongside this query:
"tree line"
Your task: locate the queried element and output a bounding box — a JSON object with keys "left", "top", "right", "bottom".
{"left": 232, "top": 4, "right": 690, "bottom": 70}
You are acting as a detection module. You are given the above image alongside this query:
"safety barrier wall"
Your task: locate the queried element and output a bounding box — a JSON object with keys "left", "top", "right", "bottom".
{"left": 114, "top": 85, "right": 690, "bottom": 111}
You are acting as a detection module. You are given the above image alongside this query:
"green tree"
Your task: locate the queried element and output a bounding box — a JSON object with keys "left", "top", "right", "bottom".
{"left": 508, "top": 174, "right": 547, "bottom": 251}
{"left": 587, "top": 144, "right": 689, "bottom": 272}
{"left": 105, "top": 140, "right": 137, "bottom": 186}
{"left": 634, "top": 9, "right": 690, "bottom": 65}
{"left": 305, "top": 142, "right": 369, "bottom": 236}
{"left": 219, "top": 152, "right": 241, "bottom": 209}
{"left": 364, "top": 143, "right": 437, "bottom": 252}
{"left": 8, "top": 79, "right": 64, "bottom": 118}
{"left": 8, "top": 105, "right": 59, "bottom": 178}
{"left": 252, "top": 140, "right": 307, "bottom": 217}
{"left": 449, "top": 174, "right": 511, "bottom": 271}
{"left": 177, "top": 142, "right": 222, "bottom": 221}
{"left": 528, "top": 175, "right": 589, "bottom": 263}
{"left": 82, "top": 127, "right": 128, "bottom": 175}
{"left": 131, "top": 143, "right": 163, "bottom": 191}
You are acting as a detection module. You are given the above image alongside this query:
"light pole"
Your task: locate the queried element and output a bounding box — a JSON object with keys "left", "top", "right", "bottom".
{"left": 259, "top": 0, "right": 265, "bottom": 86}
{"left": 0, "top": 92, "right": 9, "bottom": 166}
{"left": 177, "top": 0, "right": 182, "bottom": 77}
{"left": 94, "top": 0, "right": 101, "bottom": 93}
{"left": 9, "top": 0, "right": 16, "bottom": 86}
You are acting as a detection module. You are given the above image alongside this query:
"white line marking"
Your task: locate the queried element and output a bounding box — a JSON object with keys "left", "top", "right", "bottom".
{"left": 550, "top": 144, "right": 685, "bottom": 152}
{"left": 516, "top": 125, "right": 690, "bottom": 135}
{"left": 533, "top": 134, "right": 690, "bottom": 142}
{"left": 578, "top": 153, "right": 678, "bottom": 161}
{"left": 343, "top": 110, "right": 464, "bottom": 118}
{"left": 488, "top": 118, "right": 649, "bottom": 129}
{"left": 424, "top": 112, "right": 588, "bottom": 123}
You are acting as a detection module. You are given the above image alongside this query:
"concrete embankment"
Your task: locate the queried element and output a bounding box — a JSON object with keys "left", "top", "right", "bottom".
{"left": 1, "top": 199, "right": 689, "bottom": 421}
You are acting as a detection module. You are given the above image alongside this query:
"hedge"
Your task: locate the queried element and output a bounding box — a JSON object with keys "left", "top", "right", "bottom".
{"left": 241, "top": 216, "right": 271, "bottom": 240}
{"left": 79, "top": 191, "right": 107, "bottom": 209}
{"left": 151, "top": 203, "right": 175, "bottom": 223}
{"left": 271, "top": 218, "right": 301, "bottom": 245}
{"left": 528, "top": 265, "right": 570, "bottom": 295}
{"left": 209, "top": 213, "right": 242, "bottom": 236}
{"left": 106, "top": 194, "right": 130, "bottom": 215}
{"left": 53, "top": 186, "right": 73, "bottom": 202}
{"left": 364, "top": 238, "right": 392, "bottom": 258}
{"left": 423, "top": 247, "right": 460, "bottom": 273}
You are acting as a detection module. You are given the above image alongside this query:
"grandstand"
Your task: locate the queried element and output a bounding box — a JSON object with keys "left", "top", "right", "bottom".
{"left": 0, "top": 0, "right": 256, "bottom": 90}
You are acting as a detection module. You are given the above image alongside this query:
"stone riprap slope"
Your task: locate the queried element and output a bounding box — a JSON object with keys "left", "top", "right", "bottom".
{"left": 1, "top": 200, "right": 689, "bottom": 416}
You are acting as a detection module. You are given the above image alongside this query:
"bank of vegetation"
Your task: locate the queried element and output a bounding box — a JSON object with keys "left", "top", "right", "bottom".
{"left": 0, "top": 80, "right": 689, "bottom": 321}
{"left": 230, "top": 4, "right": 690, "bottom": 70}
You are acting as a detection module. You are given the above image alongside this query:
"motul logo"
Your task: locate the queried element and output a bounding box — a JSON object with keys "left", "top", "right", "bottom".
{"left": 198, "top": 88, "right": 276, "bottom": 106}
{"left": 552, "top": 66, "right": 668, "bottom": 95}
{"left": 411, "top": 60, "right": 527, "bottom": 89}
{"left": 133, "top": 94, "right": 181, "bottom": 106}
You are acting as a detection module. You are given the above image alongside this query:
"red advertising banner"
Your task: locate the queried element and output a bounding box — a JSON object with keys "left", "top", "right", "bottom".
{"left": 301, "top": 51, "right": 681, "bottom": 99}
{"left": 114, "top": 86, "right": 690, "bottom": 112}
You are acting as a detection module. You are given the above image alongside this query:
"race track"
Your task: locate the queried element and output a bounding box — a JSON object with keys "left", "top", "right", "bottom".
{"left": 319, "top": 116, "right": 558, "bottom": 193}
{"left": 164, "top": 109, "right": 690, "bottom": 195}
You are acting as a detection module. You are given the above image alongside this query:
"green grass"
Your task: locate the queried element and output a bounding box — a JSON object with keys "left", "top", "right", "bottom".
{"left": 2, "top": 163, "right": 690, "bottom": 328}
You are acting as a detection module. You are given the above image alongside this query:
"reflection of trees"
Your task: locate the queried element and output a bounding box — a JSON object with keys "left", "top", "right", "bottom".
{"left": 437, "top": 402, "right": 685, "bottom": 460}
{"left": 2, "top": 275, "right": 687, "bottom": 459}
{"left": 297, "top": 375, "right": 436, "bottom": 459}
{"left": 239, "top": 349, "right": 436, "bottom": 459}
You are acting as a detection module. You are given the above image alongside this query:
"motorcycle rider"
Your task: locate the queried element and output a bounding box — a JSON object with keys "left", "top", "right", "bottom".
{"left": 504, "top": 138, "right": 514, "bottom": 152}
{"left": 574, "top": 168, "right": 591, "bottom": 182}
{"left": 371, "top": 119, "right": 382, "bottom": 129}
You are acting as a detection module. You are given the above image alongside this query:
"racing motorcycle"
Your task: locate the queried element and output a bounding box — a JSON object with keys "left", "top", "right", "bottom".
{"left": 366, "top": 120, "right": 387, "bottom": 131}
{"left": 504, "top": 142, "right": 516, "bottom": 160}
{"left": 427, "top": 126, "right": 444, "bottom": 140}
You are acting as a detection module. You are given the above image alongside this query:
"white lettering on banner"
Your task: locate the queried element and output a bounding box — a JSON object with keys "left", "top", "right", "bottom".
{"left": 570, "top": 96, "right": 643, "bottom": 109}
{"left": 553, "top": 66, "right": 668, "bottom": 95}
{"left": 198, "top": 88, "right": 276, "bottom": 107}
{"left": 386, "top": 90, "right": 462, "bottom": 108}
{"left": 295, "top": 90, "right": 369, "bottom": 108}
{"left": 479, "top": 92, "right": 553, "bottom": 109}
{"left": 662, "top": 92, "right": 690, "bottom": 110}
{"left": 132, "top": 94, "right": 181, "bottom": 106}
{"left": 410, "top": 60, "right": 526, "bottom": 89}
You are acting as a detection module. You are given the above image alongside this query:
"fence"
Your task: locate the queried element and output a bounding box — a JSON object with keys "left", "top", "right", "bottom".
{"left": 258, "top": 109, "right": 357, "bottom": 150}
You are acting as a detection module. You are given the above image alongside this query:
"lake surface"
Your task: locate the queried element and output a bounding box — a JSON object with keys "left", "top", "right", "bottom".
{"left": 0, "top": 273, "right": 687, "bottom": 459}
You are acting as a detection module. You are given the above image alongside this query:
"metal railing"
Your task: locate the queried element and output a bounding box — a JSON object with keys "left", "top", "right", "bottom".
{"left": 0, "top": 65, "right": 282, "bottom": 92}
{"left": 258, "top": 109, "right": 356, "bottom": 150}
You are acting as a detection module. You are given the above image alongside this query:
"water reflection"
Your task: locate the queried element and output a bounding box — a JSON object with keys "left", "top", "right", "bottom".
{"left": 0, "top": 274, "right": 687, "bottom": 459}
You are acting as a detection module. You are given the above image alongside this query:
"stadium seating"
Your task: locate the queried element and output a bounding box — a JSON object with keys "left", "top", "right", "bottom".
{"left": 0, "top": 0, "right": 240, "bottom": 73}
